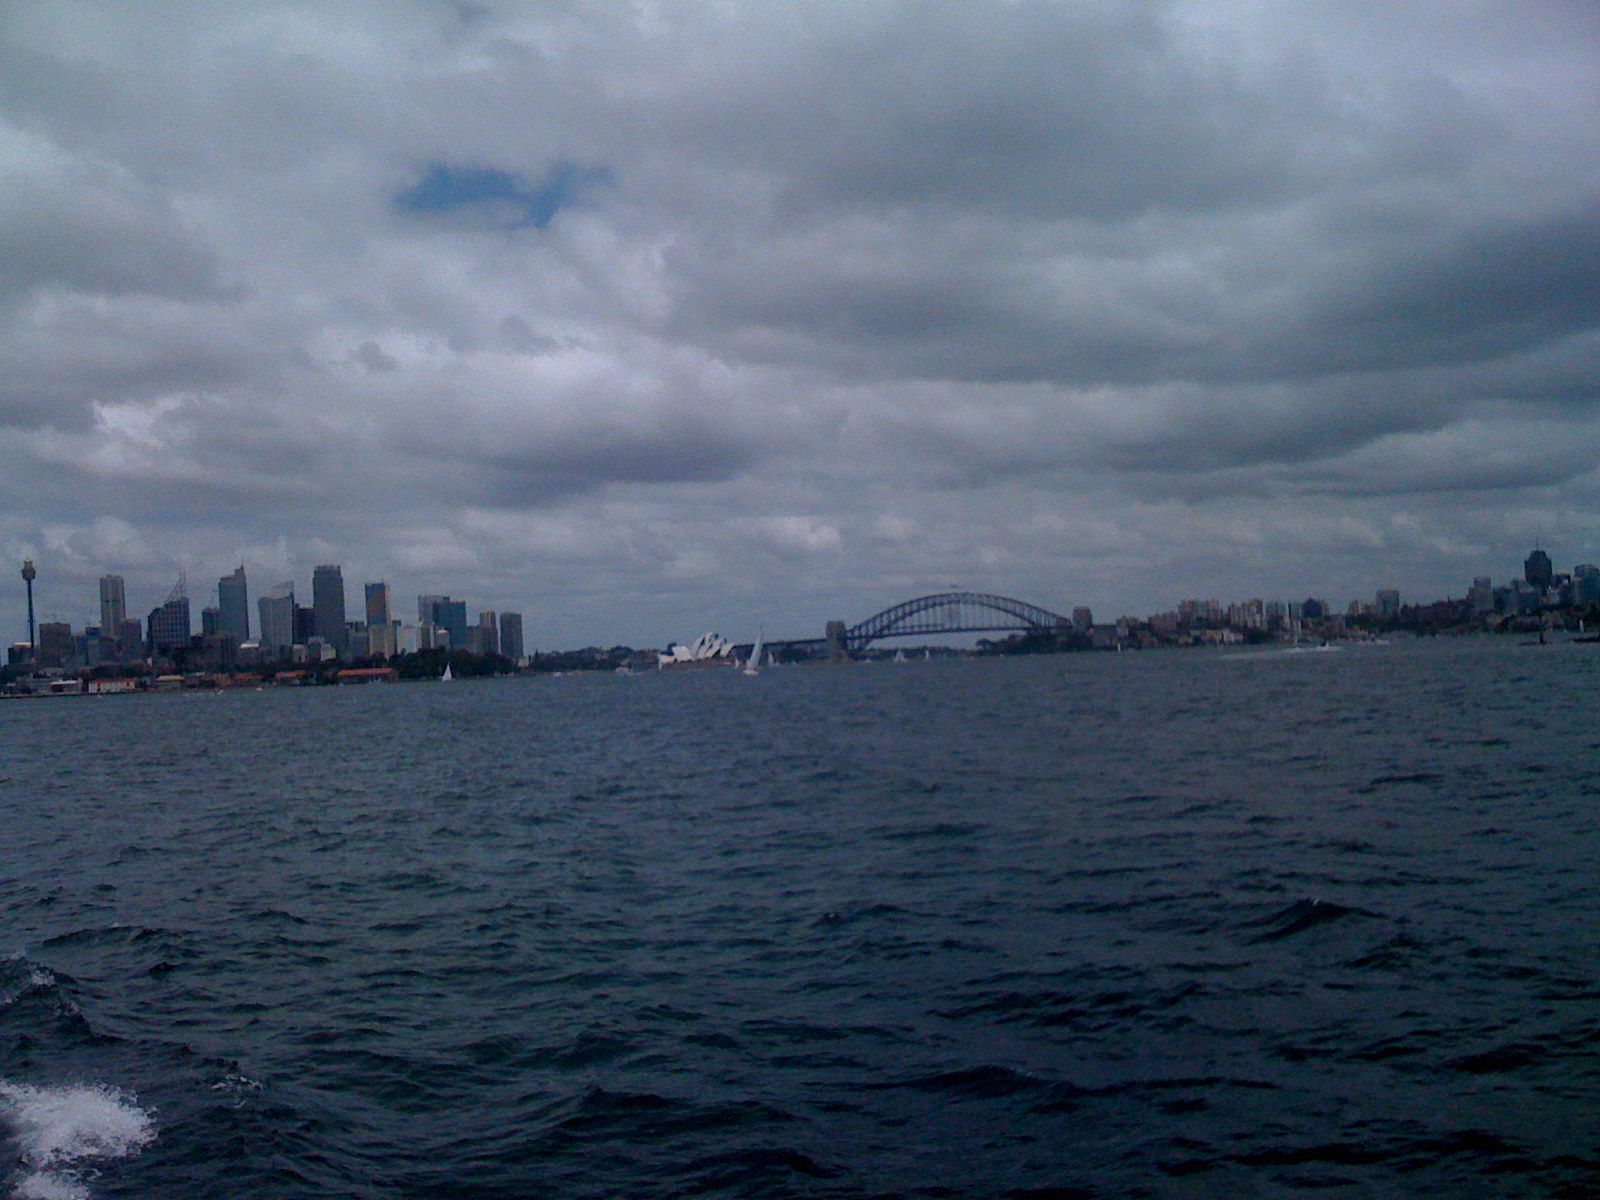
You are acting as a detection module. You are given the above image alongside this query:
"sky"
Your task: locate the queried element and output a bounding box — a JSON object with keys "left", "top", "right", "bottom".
{"left": 2, "top": 1, "right": 1597, "bottom": 649}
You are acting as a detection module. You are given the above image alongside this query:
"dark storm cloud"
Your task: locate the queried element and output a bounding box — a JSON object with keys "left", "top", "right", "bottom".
{"left": 0, "top": 1, "right": 1597, "bottom": 642}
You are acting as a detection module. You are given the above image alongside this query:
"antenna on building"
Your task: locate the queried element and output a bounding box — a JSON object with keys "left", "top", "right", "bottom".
{"left": 167, "top": 571, "right": 188, "bottom": 605}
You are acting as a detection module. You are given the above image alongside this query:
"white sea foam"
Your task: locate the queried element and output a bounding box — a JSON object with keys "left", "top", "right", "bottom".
{"left": 0, "top": 1081, "right": 155, "bottom": 1200}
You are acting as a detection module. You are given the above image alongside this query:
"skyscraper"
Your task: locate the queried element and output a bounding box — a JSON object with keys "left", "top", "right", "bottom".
{"left": 312, "top": 565, "right": 348, "bottom": 655}
{"left": 218, "top": 565, "right": 250, "bottom": 639}
{"left": 1524, "top": 546, "right": 1553, "bottom": 591}
{"left": 365, "top": 581, "right": 391, "bottom": 628}
{"left": 418, "top": 595, "right": 468, "bottom": 648}
{"left": 258, "top": 582, "right": 296, "bottom": 658}
{"left": 99, "top": 575, "right": 127, "bottom": 638}
{"left": 477, "top": 610, "right": 499, "bottom": 656}
{"left": 148, "top": 577, "right": 192, "bottom": 654}
{"left": 498, "top": 611, "right": 524, "bottom": 661}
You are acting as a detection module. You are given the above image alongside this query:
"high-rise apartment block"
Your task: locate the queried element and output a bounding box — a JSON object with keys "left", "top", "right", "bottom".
{"left": 312, "top": 565, "right": 348, "bottom": 654}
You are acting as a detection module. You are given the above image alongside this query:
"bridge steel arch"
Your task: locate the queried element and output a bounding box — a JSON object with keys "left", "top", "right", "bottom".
{"left": 845, "top": 591, "right": 1070, "bottom": 651}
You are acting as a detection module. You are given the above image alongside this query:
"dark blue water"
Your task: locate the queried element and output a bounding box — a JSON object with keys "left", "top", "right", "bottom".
{"left": 3, "top": 639, "right": 1597, "bottom": 1198}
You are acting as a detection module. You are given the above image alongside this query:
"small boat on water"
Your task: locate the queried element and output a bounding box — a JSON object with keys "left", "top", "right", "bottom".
{"left": 441, "top": 662, "right": 453, "bottom": 681}
{"left": 743, "top": 628, "right": 764, "bottom": 677}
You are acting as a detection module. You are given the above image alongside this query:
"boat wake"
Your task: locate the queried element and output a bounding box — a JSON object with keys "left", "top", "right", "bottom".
{"left": 0, "top": 1080, "right": 155, "bottom": 1200}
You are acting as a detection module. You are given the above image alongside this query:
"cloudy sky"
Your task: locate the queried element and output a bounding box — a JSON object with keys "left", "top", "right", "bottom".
{"left": 3, "top": 1, "right": 1597, "bottom": 647}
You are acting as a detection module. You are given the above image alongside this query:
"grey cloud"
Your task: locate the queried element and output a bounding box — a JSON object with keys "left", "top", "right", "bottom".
{"left": 0, "top": 2, "right": 1597, "bottom": 643}
{"left": 354, "top": 340, "right": 399, "bottom": 372}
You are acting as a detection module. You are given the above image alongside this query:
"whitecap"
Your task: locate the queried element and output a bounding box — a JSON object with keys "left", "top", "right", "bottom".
{"left": 0, "top": 1081, "right": 155, "bottom": 1200}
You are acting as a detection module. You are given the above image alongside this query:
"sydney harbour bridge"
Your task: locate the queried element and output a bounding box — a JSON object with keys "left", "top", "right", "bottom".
{"left": 766, "top": 591, "right": 1073, "bottom": 656}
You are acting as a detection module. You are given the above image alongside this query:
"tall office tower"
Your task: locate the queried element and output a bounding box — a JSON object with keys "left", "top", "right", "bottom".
{"left": 1375, "top": 589, "right": 1400, "bottom": 621}
{"left": 218, "top": 565, "right": 249, "bottom": 639}
{"left": 36, "top": 622, "right": 73, "bottom": 668}
{"left": 439, "top": 600, "right": 468, "bottom": 649}
{"left": 368, "top": 620, "right": 397, "bottom": 659}
{"left": 1470, "top": 576, "right": 1494, "bottom": 614}
{"left": 117, "top": 618, "right": 144, "bottom": 660}
{"left": 365, "top": 581, "right": 391, "bottom": 628}
{"left": 148, "top": 577, "right": 192, "bottom": 653}
{"left": 498, "top": 611, "right": 524, "bottom": 661}
{"left": 1524, "top": 546, "right": 1553, "bottom": 591}
{"left": 258, "top": 582, "right": 296, "bottom": 659}
{"left": 295, "top": 605, "right": 315, "bottom": 645}
{"left": 418, "top": 595, "right": 468, "bottom": 648}
{"left": 99, "top": 574, "right": 127, "bottom": 637}
{"left": 478, "top": 610, "right": 499, "bottom": 656}
{"left": 201, "top": 606, "right": 222, "bottom": 637}
{"left": 1576, "top": 564, "right": 1600, "bottom": 604}
{"left": 312, "top": 564, "right": 348, "bottom": 655}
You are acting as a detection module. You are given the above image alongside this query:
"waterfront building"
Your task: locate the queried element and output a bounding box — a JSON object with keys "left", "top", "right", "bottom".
{"left": 1072, "top": 606, "right": 1093, "bottom": 633}
{"left": 347, "top": 624, "right": 370, "bottom": 660}
{"left": 1470, "top": 576, "right": 1494, "bottom": 614}
{"left": 312, "top": 565, "right": 348, "bottom": 655}
{"left": 499, "top": 611, "right": 524, "bottom": 661}
{"left": 218, "top": 565, "right": 249, "bottom": 639}
{"left": 258, "top": 582, "right": 296, "bottom": 659}
{"left": 99, "top": 575, "right": 127, "bottom": 638}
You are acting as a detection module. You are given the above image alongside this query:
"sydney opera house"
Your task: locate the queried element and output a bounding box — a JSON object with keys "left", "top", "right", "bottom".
{"left": 657, "top": 632, "right": 736, "bottom": 669}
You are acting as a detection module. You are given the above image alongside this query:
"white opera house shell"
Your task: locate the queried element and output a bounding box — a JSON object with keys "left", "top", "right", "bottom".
{"left": 658, "top": 632, "right": 736, "bottom": 669}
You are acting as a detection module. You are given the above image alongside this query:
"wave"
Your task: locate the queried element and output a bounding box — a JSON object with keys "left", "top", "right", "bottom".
{"left": 0, "top": 1081, "right": 155, "bottom": 1200}
{"left": 1247, "top": 898, "right": 1371, "bottom": 943}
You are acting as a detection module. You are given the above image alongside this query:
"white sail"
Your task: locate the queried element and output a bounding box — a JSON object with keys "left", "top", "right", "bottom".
{"left": 441, "top": 662, "right": 453, "bottom": 681}
{"left": 743, "top": 628, "right": 764, "bottom": 676}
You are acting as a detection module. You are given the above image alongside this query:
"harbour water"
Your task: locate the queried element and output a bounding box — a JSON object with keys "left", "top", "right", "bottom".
{"left": 2, "top": 638, "right": 1596, "bottom": 1198}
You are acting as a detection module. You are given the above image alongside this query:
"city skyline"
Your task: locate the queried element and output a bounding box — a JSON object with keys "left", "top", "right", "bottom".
{"left": 1, "top": 6, "right": 1597, "bottom": 648}
{"left": 11, "top": 535, "right": 1598, "bottom": 663}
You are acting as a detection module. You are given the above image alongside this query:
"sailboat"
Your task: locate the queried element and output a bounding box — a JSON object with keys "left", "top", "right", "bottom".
{"left": 441, "top": 661, "right": 453, "bottom": 681}
{"left": 743, "top": 628, "right": 763, "bottom": 676}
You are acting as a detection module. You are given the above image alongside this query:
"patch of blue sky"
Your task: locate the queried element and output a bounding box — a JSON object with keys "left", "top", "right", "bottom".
{"left": 396, "top": 162, "right": 610, "bottom": 228}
